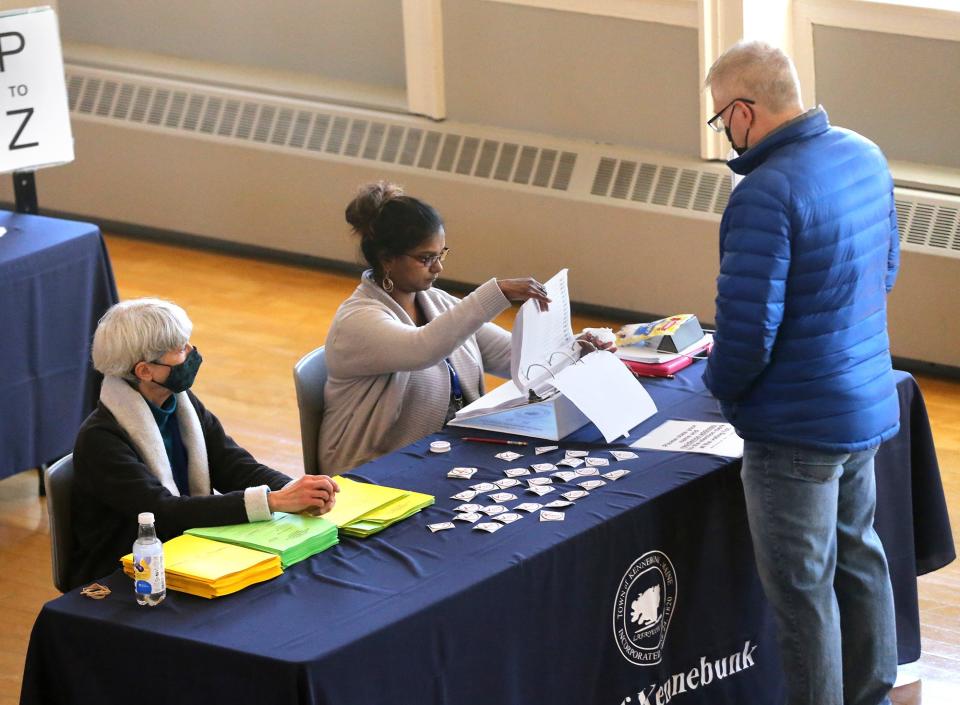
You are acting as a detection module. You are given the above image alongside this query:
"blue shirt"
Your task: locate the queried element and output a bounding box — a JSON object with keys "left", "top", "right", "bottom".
{"left": 147, "top": 394, "right": 191, "bottom": 496}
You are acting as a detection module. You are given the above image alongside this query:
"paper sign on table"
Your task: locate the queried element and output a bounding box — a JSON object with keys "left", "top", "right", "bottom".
{"left": 630, "top": 420, "right": 744, "bottom": 458}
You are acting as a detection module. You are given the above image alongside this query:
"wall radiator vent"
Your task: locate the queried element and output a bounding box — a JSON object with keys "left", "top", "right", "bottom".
{"left": 894, "top": 192, "right": 960, "bottom": 259}
{"left": 64, "top": 64, "right": 960, "bottom": 259}
{"left": 63, "top": 65, "right": 736, "bottom": 224}
{"left": 66, "top": 70, "right": 578, "bottom": 193}
{"left": 590, "top": 157, "right": 731, "bottom": 214}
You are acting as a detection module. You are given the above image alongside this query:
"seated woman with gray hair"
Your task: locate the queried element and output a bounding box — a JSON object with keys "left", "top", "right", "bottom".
{"left": 69, "top": 298, "right": 338, "bottom": 589}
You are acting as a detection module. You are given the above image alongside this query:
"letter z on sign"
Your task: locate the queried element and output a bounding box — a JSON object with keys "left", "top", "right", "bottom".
{"left": 0, "top": 8, "right": 73, "bottom": 173}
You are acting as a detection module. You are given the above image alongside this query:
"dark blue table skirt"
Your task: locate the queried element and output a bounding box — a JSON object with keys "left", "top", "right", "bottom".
{"left": 0, "top": 211, "right": 118, "bottom": 479}
{"left": 20, "top": 366, "right": 954, "bottom": 705}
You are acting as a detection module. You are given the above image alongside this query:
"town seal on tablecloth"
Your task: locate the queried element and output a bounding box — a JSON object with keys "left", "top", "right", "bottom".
{"left": 613, "top": 550, "right": 677, "bottom": 666}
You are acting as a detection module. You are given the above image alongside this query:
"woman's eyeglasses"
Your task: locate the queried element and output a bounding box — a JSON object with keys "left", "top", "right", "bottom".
{"left": 403, "top": 247, "right": 450, "bottom": 267}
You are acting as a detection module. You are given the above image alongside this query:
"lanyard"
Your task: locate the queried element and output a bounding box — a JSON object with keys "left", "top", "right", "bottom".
{"left": 445, "top": 358, "right": 463, "bottom": 404}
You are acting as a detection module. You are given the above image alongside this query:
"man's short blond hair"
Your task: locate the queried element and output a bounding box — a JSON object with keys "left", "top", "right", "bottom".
{"left": 705, "top": 40, "right": 802, "bottom": 114}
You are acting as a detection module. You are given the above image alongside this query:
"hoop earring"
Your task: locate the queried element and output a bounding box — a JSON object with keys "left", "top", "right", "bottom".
{"left": 382, "top": 274, "right": 394, "bottom": 293}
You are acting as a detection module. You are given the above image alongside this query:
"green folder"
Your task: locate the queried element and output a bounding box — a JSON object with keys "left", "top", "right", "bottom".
{"left": 186, "top": 512, "right": 339, "bottom": 567}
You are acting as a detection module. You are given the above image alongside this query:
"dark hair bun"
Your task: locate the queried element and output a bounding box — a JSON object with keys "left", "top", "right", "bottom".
{"left": 345, "top": 181, "right": 405, "bottom": 239}
{"left": 345, "top": 181, "right": 444, "bottom": 275}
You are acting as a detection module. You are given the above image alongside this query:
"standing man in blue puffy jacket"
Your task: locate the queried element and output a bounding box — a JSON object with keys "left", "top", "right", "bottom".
{"left": 702, "top": 41, "right": 901, "bottom": 705}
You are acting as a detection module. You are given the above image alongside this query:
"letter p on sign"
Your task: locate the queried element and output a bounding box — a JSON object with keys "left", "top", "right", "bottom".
{"left": 0, "top": 7, "right": 73, "bottom": 174}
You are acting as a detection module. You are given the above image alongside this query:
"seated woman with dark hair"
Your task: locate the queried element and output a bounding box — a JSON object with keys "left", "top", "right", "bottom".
{"left": 70, "top": 298, "right": 339, "bottom": 589}
{"left": 320, "top": 181, "right": 553, "bottom": 473}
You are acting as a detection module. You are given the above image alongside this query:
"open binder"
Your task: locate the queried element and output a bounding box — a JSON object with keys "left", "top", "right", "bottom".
{"left": 448, "top": 270, "right": 657, "bottom": 442}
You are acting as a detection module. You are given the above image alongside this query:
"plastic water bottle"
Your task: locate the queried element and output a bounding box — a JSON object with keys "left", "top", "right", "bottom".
{"left": 132, "top": 512, "right": 166, "bottom": 606}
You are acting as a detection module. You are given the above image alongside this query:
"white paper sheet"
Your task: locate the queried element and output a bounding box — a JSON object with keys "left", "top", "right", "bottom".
{"left": 552, "top": 351, "right": 658, "bottom": 443}
{"left": 511, "top": 269, "right": 575, "bottom": 391}
{"left": 452, "top": 379, "right": 528, "bottom": 419}
{"left": 630, "top": 420, "right": 744, "bottom": 458}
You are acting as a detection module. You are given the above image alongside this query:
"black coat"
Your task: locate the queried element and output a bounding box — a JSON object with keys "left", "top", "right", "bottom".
{"left": 69, "top": 391, "right": 291, "bottom": 590}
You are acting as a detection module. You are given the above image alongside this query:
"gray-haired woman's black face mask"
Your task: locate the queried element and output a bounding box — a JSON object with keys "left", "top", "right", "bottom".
{"left": 154, "top": 347, "right": 203, "bottom": 393}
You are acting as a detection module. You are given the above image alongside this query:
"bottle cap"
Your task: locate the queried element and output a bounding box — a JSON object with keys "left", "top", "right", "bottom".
{"left": 429, "top": 440, "right": 451, "bottom": 453}
{"left": 138, "top": 512, "right": 155, "bottom": 525}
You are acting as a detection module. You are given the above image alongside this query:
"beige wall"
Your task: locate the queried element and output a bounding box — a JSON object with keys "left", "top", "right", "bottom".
{"left": 443, "top": 0, "right": 701, "bottom": 156}
{"left": 0, "top": 1, "right": 57, "bottom": 11}
{"left": 58, "top": 0, "right": 406, "bottom": 91}
{"left": 814, "top": 26, "right": 960, "bottom": 169}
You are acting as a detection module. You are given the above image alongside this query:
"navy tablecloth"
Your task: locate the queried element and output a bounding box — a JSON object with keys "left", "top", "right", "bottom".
{"left": 20, "top": 365, "right": 954, "bottom": 705}
{"left": 0, "top": 211, "right": 118, "bottom": 479}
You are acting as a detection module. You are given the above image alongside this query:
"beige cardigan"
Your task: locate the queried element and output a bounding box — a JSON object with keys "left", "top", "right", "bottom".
{"left": 319, "top": 271, "right": 512, "bottom": 473}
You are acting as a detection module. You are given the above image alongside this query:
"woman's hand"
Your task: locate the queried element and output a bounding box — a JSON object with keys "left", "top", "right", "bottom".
{"left": 577, "top": 330, "right": 617, "bottom": 355}
{"left": 268, "top": 475, "right": 340, "bottom": 516}
{"left": 497, "top": 278, "right": 551, "bottom": 312}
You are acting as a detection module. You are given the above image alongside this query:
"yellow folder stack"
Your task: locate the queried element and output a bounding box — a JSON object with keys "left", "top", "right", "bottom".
{"left": 323, "top": 477, "right": 434, "bottom": 538}
{"left": 120, "top": 534, "right": 282, "bottom": 599}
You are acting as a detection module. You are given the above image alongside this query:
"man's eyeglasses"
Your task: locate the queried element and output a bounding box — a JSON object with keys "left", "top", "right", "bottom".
{"left": 707, "top": 98, "right": 755, "bottom": 133}
{"left": 402, "top": 247, "right": 449, "bottom": 267}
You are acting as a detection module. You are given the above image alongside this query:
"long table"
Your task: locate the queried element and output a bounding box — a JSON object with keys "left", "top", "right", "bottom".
{"left": 21, "top": 366, "right": 954, "bottom": 705}
{"left": 0, "top": 211, "right": 118, "bottom": 480}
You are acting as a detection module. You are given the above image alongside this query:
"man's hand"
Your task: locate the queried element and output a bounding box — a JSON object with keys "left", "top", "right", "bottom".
{"left": 268, "top": 475, "right": 340, "bottom": 515}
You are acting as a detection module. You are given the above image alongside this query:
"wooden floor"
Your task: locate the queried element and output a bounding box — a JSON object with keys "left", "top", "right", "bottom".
{"left": 1, "top": 233, "right": 958, "bottom": 704}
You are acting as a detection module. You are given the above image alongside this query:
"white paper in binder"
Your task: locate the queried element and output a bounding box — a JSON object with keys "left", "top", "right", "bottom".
{"left": 449, "top": 270, "right": 658, "bottom": 442}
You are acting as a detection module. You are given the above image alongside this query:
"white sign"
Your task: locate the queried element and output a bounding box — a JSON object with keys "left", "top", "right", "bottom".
{"left": 0, "top": 6, "right": 73, "bottom": 173}
{"left": 631, "top": 420, "right": 744, "bottom": 458}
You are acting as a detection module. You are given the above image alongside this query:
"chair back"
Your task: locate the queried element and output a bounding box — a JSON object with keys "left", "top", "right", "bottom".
{"left": 44, "top": 454, "right": 75, "bottom": 592}
{"left": 293, "top": 346, "right": 328, "bottom": 475}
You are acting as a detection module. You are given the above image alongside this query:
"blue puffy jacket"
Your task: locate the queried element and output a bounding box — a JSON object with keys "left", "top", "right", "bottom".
{"left": 703, "top": 108, "right": 900, "bottom": 452}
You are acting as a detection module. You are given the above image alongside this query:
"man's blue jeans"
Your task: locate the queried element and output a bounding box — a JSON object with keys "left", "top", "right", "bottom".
{"left": 740, "top": 441, "right": 897, "bottom": 705}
